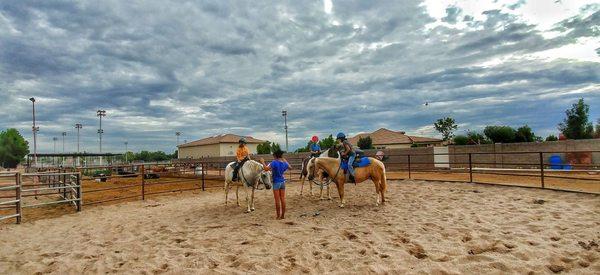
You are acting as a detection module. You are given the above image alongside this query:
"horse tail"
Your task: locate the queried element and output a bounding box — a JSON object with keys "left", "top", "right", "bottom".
{"left": 374, "top": 158, "right": 387, "bottom": 194}
{"left": 381, "top": 163, "right": 387, "bottom": 194}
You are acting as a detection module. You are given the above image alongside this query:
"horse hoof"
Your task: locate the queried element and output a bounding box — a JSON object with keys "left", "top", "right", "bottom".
{"left": 339, "top": 204, "right": 345, "bottom": 208}
{"left": 251, "top": 208, "right": 255, "bottom": 212}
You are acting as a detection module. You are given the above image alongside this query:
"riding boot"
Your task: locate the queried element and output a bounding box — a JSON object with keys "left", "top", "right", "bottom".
{"left": 232, "top": 163, "right": 239, "bottom": 181}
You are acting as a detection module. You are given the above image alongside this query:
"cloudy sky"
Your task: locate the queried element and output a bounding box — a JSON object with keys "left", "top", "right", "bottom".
{"left": 1, "top": 0, "right": 598, "bottom": 153}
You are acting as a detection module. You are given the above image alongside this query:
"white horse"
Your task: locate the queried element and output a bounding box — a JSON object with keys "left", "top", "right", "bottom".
{"left": 224, "top": 160, "right": 272, "bottom": 213}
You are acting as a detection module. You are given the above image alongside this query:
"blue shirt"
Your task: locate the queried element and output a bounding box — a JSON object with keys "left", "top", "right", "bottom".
{"left": 269, "top": 160, "right": 289, "bottom": 184}
{"left": 310, "top": 143, "right": 321, "bottom": 152}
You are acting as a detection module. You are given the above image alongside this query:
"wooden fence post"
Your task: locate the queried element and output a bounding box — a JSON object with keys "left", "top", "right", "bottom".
{"left": 15, "top": 172, "right": 21, "bottom": 224}
{"left": 539, "top": 152, "right": 545, "bottom": 189}
{"left": 201, "top": 163, "right": 205, "bottom": 191}
{"left": 141, "top": 165, "right": 145, "bottom": 200}
{"left": 407, "top": 155, "right": 411, "bottom": 179}
{"left": 468, "top": 153, "right": 473, "bottom": 183}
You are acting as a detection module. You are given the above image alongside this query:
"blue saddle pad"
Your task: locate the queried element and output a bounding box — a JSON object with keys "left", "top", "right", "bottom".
{"left": 341, "top": 157, "right": 371, "bottom": 171}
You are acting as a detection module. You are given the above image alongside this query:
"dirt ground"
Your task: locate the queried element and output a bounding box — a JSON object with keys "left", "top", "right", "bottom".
{"left": 1, "top": 180, "right": 598, "bottom": 274}
{"left": 1, "top": 169, "right": 598, "bottom": 225}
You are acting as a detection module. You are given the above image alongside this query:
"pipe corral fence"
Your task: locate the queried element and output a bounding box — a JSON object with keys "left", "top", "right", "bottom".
{"left": 0, "top": 171, "right": 81, "bottom": 224}
{"left": 1, "top": 148, "right": 599, "bottom": 224}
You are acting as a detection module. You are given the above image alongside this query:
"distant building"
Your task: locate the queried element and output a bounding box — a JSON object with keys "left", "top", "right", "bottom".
{"left": 177, "top": 134, "right": 265, "bottom": 158}
{"left": 348, "top": 128, "right": 443, "bottom": 149}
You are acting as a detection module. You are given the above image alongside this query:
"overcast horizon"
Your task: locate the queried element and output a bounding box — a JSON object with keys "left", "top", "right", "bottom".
{"left": 1, "top": 0, "right": 599, "bottom": 153}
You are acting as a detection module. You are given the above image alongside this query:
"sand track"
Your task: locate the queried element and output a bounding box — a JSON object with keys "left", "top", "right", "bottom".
{"left": 0, "top": 180, "right": 598, "bottom": 274}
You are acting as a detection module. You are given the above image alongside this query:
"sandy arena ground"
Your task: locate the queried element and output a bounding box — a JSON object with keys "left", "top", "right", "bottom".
{"left": 1, "top": 179, "right": 599, "bottom": 274}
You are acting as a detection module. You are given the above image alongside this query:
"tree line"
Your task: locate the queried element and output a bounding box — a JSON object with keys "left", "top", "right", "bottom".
{"left": 434, "top": 98, "right": 599, "bottom": 145}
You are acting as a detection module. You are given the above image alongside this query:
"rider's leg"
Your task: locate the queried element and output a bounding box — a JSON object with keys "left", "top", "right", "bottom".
{"left": 232, "top": 162, "right": 240, "bottom": 181}
{"left": 347, "top": 154, "right": 356, "bottom": 176}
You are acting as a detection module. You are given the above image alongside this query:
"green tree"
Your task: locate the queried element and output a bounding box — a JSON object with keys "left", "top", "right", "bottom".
{"left": 0, "top": 129, "right": 30, "bottom": 168}
{"left": 514, "top": 125, "right": 537, "bottom": 142}
{"left": 467, "top": 131, "right": 489, "bottom": 144}
{"left": 453, "top": 135, "right": 469, "bottom": 145}
{"left": 545, "top": 135, "right": 558, "bottom": 141}
{"left": 558, "top": 98, "right": 594, "bottom": 139}
{"left": 318, "top": 135, "right": 335, "bottom": 150}
{"left": 271, "top": 142, "right": 282, "bottom": 153}
{"left": 484, "top": 126, "right": 516, "bottom": 143}
{"left": 434, "top": 117, "right": 458, "bottom": 141}
{"left": 257, "top": 141, "right": 272, "bottom": 154}
{"left": 357, "top": 136, "right": 374, "bottom": 149}
{"left": 595, "top": 118, "right": 600, "bottom": 138}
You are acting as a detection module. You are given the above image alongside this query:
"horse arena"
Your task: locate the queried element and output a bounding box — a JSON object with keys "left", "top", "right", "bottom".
{"left": 1, "top": 152, "right": 599, "bottom": 274}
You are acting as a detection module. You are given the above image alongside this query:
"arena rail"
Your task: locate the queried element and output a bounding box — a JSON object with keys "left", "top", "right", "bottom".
{"left": 0, "top": 172, "right": 21, "bottom": 224}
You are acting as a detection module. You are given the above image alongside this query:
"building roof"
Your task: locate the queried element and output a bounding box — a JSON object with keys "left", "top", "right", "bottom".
{"left": 178, "top": 134, "right": 265, "bottom": 148}
{"left": 347, "top": 128, "right": 442, "bottom": 145}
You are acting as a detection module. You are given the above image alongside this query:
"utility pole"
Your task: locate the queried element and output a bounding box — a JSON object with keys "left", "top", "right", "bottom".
{"left": 175, "top": 132, "right": 181, "bottom": 159}
{"left": 29, "top": 97, "right": 38, "bottom": 167}
{"left": 282, "top": 110, "right": 288, "bottom": 152}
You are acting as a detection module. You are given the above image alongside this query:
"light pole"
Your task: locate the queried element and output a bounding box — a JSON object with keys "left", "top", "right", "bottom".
{"left": 75, "top": 123, "right": 82, "bottom": 166}
{"left": 175, "top": 132, "right": 181, "bottom": 159}
{"left": 61, "top": 132, "right": 66, "bottom": 153}
{"left": 124, "top": 141, "right": 128, "bottom": 163}
{"left": 61, "top": 132, "right": 67, "bottom": 166}
{"left": 53, "top": 137, "right": 58, "bottom": 166}
{"left": 75, "top": 123, "right": 82, "bottom": 153}
{"left": 29, "top": 97, "right": 38, "bottom": 167}
{"left": 97, "top": 110, "right": 106, "bottom": 153}
{"left": 282, "top": 110, "right": 288, "bottom": 152}
{"left": 97, "top": 109, "right": 106, "bottom": 165}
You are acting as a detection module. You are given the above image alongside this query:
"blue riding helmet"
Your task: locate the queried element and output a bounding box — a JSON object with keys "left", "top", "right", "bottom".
{"left": 336, "top": 132, "right": 346, "bottom": 140}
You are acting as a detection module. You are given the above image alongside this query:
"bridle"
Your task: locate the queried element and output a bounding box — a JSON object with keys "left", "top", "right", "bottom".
{"left": 310, "top": 157, "right": 342, "bottom": 187}
{"left": 239, "top": 163, "right": 271, "bottom": 190}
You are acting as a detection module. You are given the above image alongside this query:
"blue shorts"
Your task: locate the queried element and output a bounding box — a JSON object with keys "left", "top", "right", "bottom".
{"left": 273, "top": 181, "right": 286, "bottom": 190}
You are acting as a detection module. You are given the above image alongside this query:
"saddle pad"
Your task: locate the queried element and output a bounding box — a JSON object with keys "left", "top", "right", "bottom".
{"left": 341, "top": 157, "right": 371, "bottom": 171}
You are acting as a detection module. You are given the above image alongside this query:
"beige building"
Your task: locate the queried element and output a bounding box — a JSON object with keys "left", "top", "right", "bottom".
{"left": 178, "top": 134, "right": 265, "bottom": 159}
{"left": 348, "top": 128, "right": 443, "bottom": 149}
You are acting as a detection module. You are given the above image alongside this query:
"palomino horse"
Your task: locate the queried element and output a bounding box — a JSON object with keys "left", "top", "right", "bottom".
{"left": 308, "top": 153, "right": 387, "bottom": 207}
{"left": 300, "top": 149, "right": 334, "bottom": 199}
{"left": 224, "top": 160, "right": 272, "bottom": 213}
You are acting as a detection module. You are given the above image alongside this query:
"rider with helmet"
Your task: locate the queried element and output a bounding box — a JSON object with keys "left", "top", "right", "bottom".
{"left": 336, "top": 132, "right": 356, "bottom": 180}
{"left": 232, "top": 137, "right": 250, "bottom": 181}
{"left": 310, "top": 136, "right": 321, "bottom": 158}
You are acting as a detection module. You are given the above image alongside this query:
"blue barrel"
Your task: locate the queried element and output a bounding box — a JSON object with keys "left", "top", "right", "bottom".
{"left": 549, "top": 155, "right": 563, "bottom": 169}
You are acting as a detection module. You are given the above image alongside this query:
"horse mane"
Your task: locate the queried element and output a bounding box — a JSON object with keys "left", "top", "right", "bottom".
{"left": 246, "top": 159, "right": 264, "bottom": 171}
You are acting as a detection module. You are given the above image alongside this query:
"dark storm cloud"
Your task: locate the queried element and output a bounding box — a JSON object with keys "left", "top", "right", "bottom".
{"left": 0, "top": 0, "right": 598, "bottom": 153}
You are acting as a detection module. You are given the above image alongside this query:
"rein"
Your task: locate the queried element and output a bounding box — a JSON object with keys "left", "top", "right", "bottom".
{"left": 311, "top": 157, "right": 342, "bottom": 187}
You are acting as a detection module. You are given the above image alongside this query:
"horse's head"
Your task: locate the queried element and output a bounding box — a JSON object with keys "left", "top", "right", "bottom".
{"left": 258, "top": 169, "right": 272, "bottom": 190}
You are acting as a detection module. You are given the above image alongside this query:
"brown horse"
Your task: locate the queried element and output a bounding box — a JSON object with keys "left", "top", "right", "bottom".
{"left": 308, "top": 154, "right": 387, "bottom": 207}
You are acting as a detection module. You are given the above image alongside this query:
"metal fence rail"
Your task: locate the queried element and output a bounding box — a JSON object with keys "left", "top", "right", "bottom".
{"left": 0, "top": 172, "right": 21, "bottom": 224}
